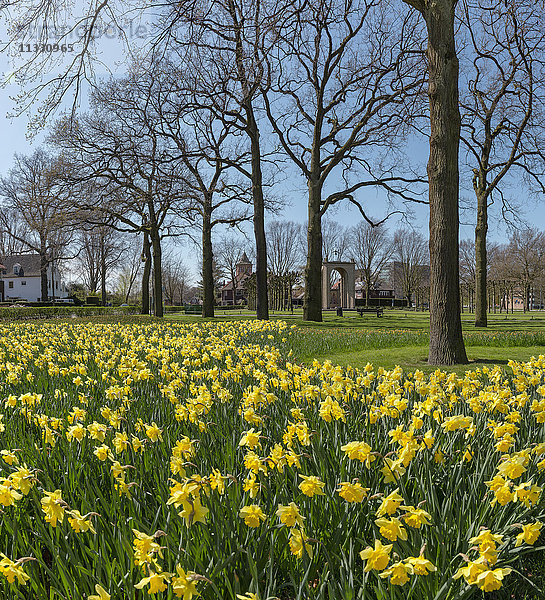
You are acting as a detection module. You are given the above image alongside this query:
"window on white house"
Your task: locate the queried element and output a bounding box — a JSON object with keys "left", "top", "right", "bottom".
{"left": 21, "top": 281, "right": 26, "bottom": 286}
{"left": 8, "top": 281, "right": 13, "bottom": 289}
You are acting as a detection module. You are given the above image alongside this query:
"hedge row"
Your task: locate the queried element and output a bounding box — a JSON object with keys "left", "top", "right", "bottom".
{"left": 0, "top": 305, "right": 141, "bottom": 321}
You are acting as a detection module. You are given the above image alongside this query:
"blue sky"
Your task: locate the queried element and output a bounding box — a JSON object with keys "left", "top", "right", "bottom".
{"left": 1, "top": 4, "right": 544, "bottom": 282}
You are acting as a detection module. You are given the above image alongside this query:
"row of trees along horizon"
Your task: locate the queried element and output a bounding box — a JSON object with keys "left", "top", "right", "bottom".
{"left": 1, "top": 167, "right": 543, "bottom": 317}
{"left": 210, "top": 221, "right": 545, "bottom": 314}
{"left": 3, "top": 0, "right": 545, "bottom": 364}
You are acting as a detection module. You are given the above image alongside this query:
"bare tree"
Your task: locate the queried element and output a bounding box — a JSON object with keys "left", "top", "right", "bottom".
{"left": 215, "top": 234, "right": 247, "bottom": 307}
{"left": 267, "top": 220, "right": 303, "bottom": 310}
{"left": 391, "top": 228, "right": 428, "bottom": 308}
{"left": 321, "top": 220, "right": 352, "bottom": 263}
{"left": 0, "top": 148, "right": 73, "bottom": 301}
{"left": 458, "top": 239, "right": 475, "bottom": 312}
{"left": 75, "top": 222, "right": 127, "bottom": 305}
{"left": 148, "top": 55, "right": 252, "bottom": 317}
{"left": 402, "top": 0, "right": 468, "bottom": 364}
{"left": 459, "top": 0, "right": 545, "bottom": 327}
{"left": 162, "top": 253, "right": 191, "bottom": 306}
{"left": 161, "top": 0, "right": 290, "bottom": 320}
{"left": 262, "top": 0, "right": 426, "bottom": 322}
{"left": 267, "top": 221, "right": 303, "bottom": 276}
{"left": 115, "top": 239, "right": 144, "bottom": 305}
{"left": 50, "top": 73, "right": 191, "bottom": 317}
{"left": 351, "top": 220, "right": 392, "bottom": 306}
{"left": 505, "top": 227, "right": 545, "bottom": 311}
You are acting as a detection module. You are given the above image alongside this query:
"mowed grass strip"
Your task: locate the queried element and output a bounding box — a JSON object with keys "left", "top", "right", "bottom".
{"left": 167, "top": 309, "right": 545, "bottom": 373}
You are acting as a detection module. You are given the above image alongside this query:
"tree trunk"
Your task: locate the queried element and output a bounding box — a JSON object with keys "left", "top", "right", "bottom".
{"left": 141, "top": 233, "right": 151, "bottom": 315}
{"left": 423, "top": 0, "right": 468, "bottom": 364}
{"left": 231, "top": 266, "right": 238, "bottom": 307}
{"left": 40, "top": 240, "right": 48, "bottom": 302}
{"left": 474, "top": 191, "right": 487, "bottom": 327}
{"left": 51, "top": 258, "right": 56, "bottom": 302}
{"left": 246, "top": 105, "right": 269, "bottom": 320}
{"left": 229, "top": 0, "right": 269, "bottom": 320}
{"left": 100, "top": 233, "right": 107, "bottom": 307}
{"left": 202, "top": 203, "right": 215, "bottom": 318}
{"left": 303, "top": 181, "right": 323, "bottom": 321}
{"left": 150, "top": 228, "right": 163, "bottom": 318}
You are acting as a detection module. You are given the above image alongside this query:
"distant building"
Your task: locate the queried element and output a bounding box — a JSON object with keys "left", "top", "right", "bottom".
{"left": 355, "top": 280, "right": 395, "bottom": 303}
{"left": 220, "top": 252, "right": 253, "bottom": 305}
{"left": 0, "top": 254, "right": 68, "bottom": 302}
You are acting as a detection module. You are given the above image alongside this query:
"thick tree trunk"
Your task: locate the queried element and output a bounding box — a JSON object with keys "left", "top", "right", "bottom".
{"left": 304, "top": 181, "right": 323, "bottom": 321}
{"left": 246, "top": 106, "right": 269, "bottom": 320}
{"left": 229, "top": 0, "right": 269, "bottom": 320}
{"left": 150, "top": 228, "right": 163, "bottom": 318}
{"left": 40, "top": 241, "right": 48, "bottom": 302}
{"left": 202, "top": 203, "right": 215, "bottom": 318}
{"left": 141, "top": 233, "right": 151, "bottom": 315}
{"left": 474, "top": 191, "right": 487, "bottom": 327}
{"left": 423, "top": 0, "right": 468, "bottom": 364}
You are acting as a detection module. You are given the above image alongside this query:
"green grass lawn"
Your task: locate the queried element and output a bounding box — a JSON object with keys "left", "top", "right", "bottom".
{"left": 168, "top": 307, "right": 545, "bottom": 331}
{"left": 167, "top": 309, "right": 545, "bottom": 374}
{"left": 317, "top": 344, "right": 545, "bottom": 375}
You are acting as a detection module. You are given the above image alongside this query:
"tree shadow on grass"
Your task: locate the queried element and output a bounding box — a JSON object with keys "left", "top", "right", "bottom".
{"left": 419, "top": 357, "right": 511, "bottom": 366}
{"left": 468, "top": 358, "right": 510, "bottom": 365}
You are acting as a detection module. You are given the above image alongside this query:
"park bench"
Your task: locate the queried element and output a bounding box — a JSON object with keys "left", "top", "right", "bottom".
{"left": 356, "top": 307, "right": 384, "bottom": 318}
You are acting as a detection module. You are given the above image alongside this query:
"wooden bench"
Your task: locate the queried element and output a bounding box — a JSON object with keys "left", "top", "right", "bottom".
{"left": 357, "top": 307, "right": 384, "bottom": 317}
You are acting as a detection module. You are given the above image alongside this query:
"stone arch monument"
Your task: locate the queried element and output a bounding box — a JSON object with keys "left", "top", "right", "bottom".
{"left": 321, "top": 261, "right": 356, "bottom": 309}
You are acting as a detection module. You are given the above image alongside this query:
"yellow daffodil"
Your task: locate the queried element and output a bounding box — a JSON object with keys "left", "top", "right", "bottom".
{"left": 239, "top": 504, "right": 267, "bottom": 527}
{"left": 89, "top": 584, "right": 111, "bottom": 600}
{"left": 375, "top": 517, "right": 407, "bottom": 542}
{"left": 360, "top": 540, "right": 392, "bottom": 572}
{"left": 515, "top": 522, "right": 542, "bottom": 547}
{"left": 379, "top": 560, "right": 413, "bottom": 585}
{"left": 276, "top": 502, "right": 305, "bottom": 527}
{"left": 298, "top": 474, "right": 325, "bottom": 497}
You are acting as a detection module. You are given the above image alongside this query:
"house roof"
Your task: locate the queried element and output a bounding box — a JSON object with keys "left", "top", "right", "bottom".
{"left": 1, "top": 254, "right": 42, "bottom": 277}
{"left": 221, "top": 272, "right": 251, "bottom": 291}
{"left": 238, "top": 252, "right": 251, "bottom": 265}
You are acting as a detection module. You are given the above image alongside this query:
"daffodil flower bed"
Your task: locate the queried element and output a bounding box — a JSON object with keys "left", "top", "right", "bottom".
{"left": 0, "top": 320, "right": 543, "bottom": 599}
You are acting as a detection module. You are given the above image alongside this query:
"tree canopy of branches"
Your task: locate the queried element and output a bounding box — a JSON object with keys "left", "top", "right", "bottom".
{"left": 391, "top": 228, "right": 428, "bottom": 307}
{"left": 0, "top": 148, "right": 73, "bottom": 301}
{"left": 459, "top": 0, "right": 545, "bottom": 327}
{"left": 263, "top": 0, "right": 426, "bottom": 321}
{"left": 351, "top": 220, "right": 392, "bottom": 306}
{"left": 50, "top": 73, "right": 192, "bottom": 317}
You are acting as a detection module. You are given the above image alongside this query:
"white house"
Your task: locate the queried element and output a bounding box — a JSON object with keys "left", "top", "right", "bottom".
{"left": 0, "top": 255, "right": 68, "bottom": 302}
